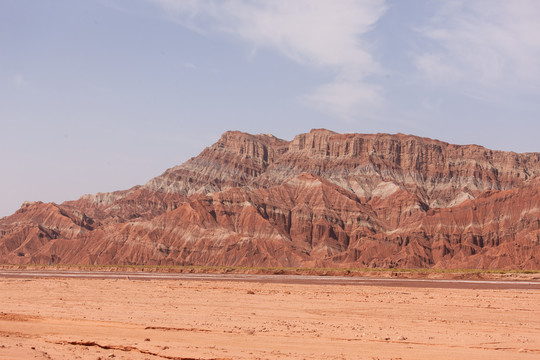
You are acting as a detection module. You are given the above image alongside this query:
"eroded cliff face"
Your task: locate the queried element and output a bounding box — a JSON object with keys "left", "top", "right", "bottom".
{"left": 1, "top": 129, "right": 539, "bottom": 269}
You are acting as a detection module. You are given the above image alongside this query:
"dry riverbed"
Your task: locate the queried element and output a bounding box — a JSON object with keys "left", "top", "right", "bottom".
{"left": 0, "top": 277, "right": 539, "bottom": 360}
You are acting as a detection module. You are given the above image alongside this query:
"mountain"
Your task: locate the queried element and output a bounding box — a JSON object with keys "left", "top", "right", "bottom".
{"left": 1, "top": 129, "right": 539, "bottom": 269}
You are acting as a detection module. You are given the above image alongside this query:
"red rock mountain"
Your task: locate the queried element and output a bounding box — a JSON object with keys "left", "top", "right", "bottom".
{"left": 1, "top": 129, "right": 539, "bottom": 269}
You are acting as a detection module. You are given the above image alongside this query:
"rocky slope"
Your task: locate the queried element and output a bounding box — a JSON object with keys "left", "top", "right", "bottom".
{"left": 1, "top": 129, "right": 539, "bottom": 269}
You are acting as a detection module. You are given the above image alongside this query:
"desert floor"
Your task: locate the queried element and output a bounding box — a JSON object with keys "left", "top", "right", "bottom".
{"left": 0, "top": 277, "right": 539, "bottom": 360}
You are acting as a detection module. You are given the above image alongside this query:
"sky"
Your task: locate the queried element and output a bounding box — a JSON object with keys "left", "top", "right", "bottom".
{"left": 2, "top": 0, "right": 540, "bottom": 217}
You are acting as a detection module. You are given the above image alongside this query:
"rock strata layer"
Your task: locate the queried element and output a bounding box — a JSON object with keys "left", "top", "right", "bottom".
{"left": 1, "top": 129, "right": 539, "bottom": 269}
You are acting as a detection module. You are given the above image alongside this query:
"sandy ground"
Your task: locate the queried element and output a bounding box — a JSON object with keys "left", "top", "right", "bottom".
{"left": 0, "top": 278, "right": 539, "bottom": 360}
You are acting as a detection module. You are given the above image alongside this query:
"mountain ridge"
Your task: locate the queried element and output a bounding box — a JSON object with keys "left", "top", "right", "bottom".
{"left": 1, "top": 129, "right": 539, "bottom": 269}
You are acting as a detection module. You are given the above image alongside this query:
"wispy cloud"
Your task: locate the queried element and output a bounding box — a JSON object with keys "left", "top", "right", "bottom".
{"left": 304, "top": 81, "right": 383, "bottom": 122}
{"left": 11, "top": 74, "right": 26, "bottom": 88}
{"left": 414, "top": 0, "right": 540, "bottom": 90}
{"left": 151, "top": 0, "right": 387, "bottom": 120}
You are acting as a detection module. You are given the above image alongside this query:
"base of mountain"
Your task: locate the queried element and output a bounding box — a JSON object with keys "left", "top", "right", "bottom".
{"left": 1, "top": 264, "right": 539, "bottom": 281}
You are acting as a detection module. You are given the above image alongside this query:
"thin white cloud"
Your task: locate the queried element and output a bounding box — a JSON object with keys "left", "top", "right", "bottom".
{"left": 413, "top": 53, "right": 461, "bottom": 83}
{"left": 151, "top": 0, "right": 387, "bottom": 120}
{"left": 11, "top": 74, "right": 26, "bottom": 88}
{"left": 414, "top": 0, "right": 540, "bottom": 89}
{"left": 305, "top": 81, "right": 382, "bottom": 122}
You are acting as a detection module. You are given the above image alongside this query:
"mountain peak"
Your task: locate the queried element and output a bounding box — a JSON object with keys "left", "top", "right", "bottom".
{"left": 309, "top": 128, "right": 337, "bottom": 134}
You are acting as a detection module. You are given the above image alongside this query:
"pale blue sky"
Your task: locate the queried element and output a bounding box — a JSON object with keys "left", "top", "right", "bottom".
{"left": 2, "top": 0, "right": 540, "bottom": 217}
